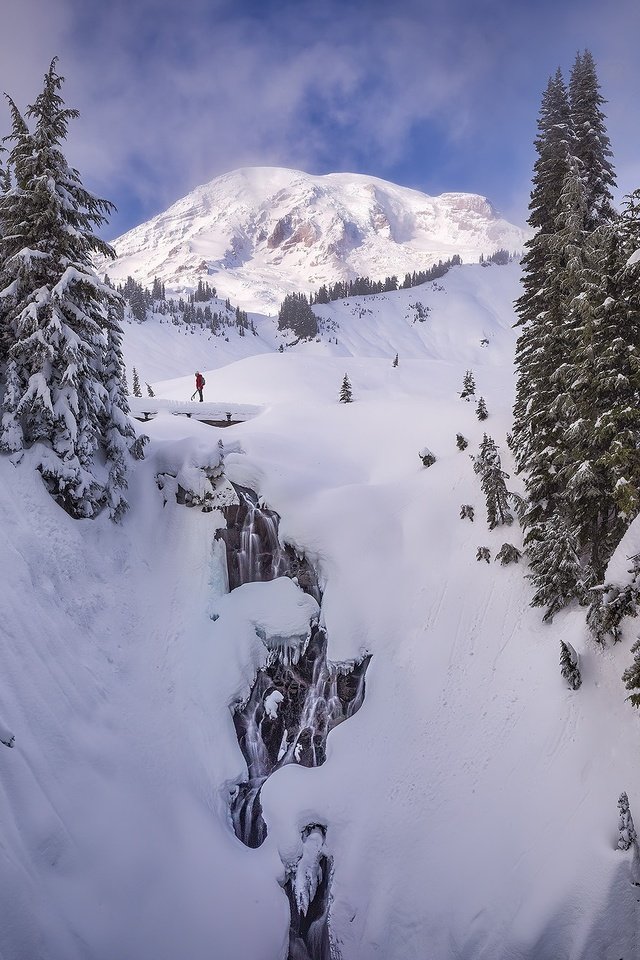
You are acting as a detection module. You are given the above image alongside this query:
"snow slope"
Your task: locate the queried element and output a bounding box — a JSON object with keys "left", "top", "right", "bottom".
{"left": 122, "top": 260, "right": 522, "bottom": 388}
{"left": 100, "top": 166, "right": 529, "bottom": 311}
{"left": 1, "top": 261, "right": 639, "bottom": 960}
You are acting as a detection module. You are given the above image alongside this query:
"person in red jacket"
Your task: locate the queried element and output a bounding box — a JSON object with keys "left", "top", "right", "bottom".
{"left": 194, "top": 371, "right": 205, "bottom": 402}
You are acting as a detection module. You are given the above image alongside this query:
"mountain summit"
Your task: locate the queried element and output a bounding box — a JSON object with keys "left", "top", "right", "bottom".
{"left": 102, "top": 167, "right": 528, "bottom": 311}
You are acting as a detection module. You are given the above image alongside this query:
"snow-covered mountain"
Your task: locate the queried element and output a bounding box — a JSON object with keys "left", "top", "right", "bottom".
{"left": 2, "top": 262, "right": 639, "bottom": 960}
{"left": 101, "top": 167, "right": 529, "bottom": 311}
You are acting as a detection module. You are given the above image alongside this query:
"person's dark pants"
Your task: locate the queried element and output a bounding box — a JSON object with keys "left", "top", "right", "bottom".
{"left": 198, "top": 389, "right": 203, "bottom": 402}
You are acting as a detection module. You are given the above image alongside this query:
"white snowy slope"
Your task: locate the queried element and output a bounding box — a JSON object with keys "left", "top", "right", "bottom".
{"left": 122, "top": 260, "right": 524, "bottom": 387}
{"left": 1, "top": 261, "right": 639, "bottom": 960}
{"left": 100, "top": 166, "right": 529, "bottom": 311}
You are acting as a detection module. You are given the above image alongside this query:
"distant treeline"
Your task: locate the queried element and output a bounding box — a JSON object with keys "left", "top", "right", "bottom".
{"left": 115, "top": 275, "right": 257, "bottom": 337}
{"left": 308, "top": 254, "right": 462, "bottom": 305}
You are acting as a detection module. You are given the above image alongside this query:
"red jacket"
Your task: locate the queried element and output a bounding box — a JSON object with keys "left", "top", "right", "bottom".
{"left": 195, "top": 373, "right": 204, "bottom": 390}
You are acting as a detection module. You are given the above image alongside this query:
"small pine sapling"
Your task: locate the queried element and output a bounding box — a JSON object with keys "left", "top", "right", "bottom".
{"left": 495, "top": 542, "right": 522, "bottom": 565}
{"left": 339, "top": 374, "right": 353, "bottom": 403}
{"left": 132, "top": 367, "right": 142, "bottom": 398}
{"left": 392, "top": 353, "right": 399, "bottom": 367}
{"left": 559, "top": 640, "right": 582, "bottom": 690}
{"left": 460, "top": 369, "right": 476, "bottom": 401}
{"left": 476, "top": 546, "right": 491, "bottom": 563}
{"left": 460, "top": 504, "right": 474, "bottom": 521}
{"left": 476, "top": 397, "right": 488, "bottom": 421}
{"left": 456, "top": 433, "right": 468, "bottom": 451}
{"left": 146, "top": 383, "right": 155, "bottom": 398}
{"left": 617, "top": 792, "right": 637, "bottom": 850}
{"left": 419, "top": 447, "right": 436, "bottom": 468}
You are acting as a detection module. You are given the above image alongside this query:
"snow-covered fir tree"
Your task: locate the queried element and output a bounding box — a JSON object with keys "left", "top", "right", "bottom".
{"left": 512, "top": 52, "right": 631, "bottom": 616}
{"left": 587, "top": 550, "right": 640, "bottom": 645}
{"left": 473, "top": 434, "right": 513, "bottom": 530}
{"left": 559, "top": 640, "right": 582, "bottom": 690}
{"left": 132, "top": 367, "right": 142, "bottom": 397}
{"left": 569, "top": 50, "right": 616, "bottom": 230}
{"left": 616, "top": 791, "right": 637, "bottom": 849}
{"left": 527, "top": 513, "right": 584, "bottom": 621}
{"left": 0, "top": 59, "right": 145, "bottom": 520}
{"left": 456, "top": 433, "right": 468, "bottom": 451}
{"left": 513, "top": 69, "right": 572, "bottom": 481}
{"left": 100, "top": 299, "right": 146, "bottom": 520}
{"left": 495, "top": 543, "right": 522, "bottom": 565}
{"left": 339, "top": 374, "right": 353, "bottom": 403}
{"left": 392, "top": 353, "right": 399, "bottom": 367}
{"left": 622, "top": 637, "right": 640, "bottom": 708}
{"left": 475, "top": 396, "right": 488, "bottom": 421}
{"left": 146, "top": 383, "right": 155, "bottom": 398}
{"left": 460, "top": 369, "right": 476, "bottom": 400}
{"left": 277, "top": 293, "right": 318, "bottom": 340}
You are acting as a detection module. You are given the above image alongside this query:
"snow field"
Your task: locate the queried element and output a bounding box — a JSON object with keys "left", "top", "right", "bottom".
{"left": 1, "top": 260, "right": 639, "bottom": 959}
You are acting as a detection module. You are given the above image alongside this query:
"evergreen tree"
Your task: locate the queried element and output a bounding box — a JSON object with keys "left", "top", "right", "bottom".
{"left": 100, "top": 301, "right": 146, "bottom": 520}
{"left": 495, "top": 543, "right": 522, "bottom": 565}
{"left": 132, "top": 367, "right": 142, "bottom": 397}
{"left": 460, "top": 369, "right": 476, "bottom": 400}
{"left": 569, "top": 50, "right": 616, "bottom": 230}
{"left": 512, "top": 53, "right": 623, "bottom": 617}
{"left": 277, "top": 293, "right": 318, "bottom": 340}
{"left": 476, "top": 546, "right": 491, "bottom": 563}
{"left": 512, "top": 70, "right": 572, "bottom": 499}
{"left": 456, "top": 433, "right": 468, "bottom": 451}
{"left": 146, "top": 383, "right": 155, "bottom": 398}
{"left": 393, "top": 353, "right": 398, "bottom": 367}
{"left": 0, "top": 59, "right": 145, "bottom": 519}
{"left": 559, "top": 640, "right": 582, "bottom": 689}
{"left": 475, "top": 396, "right": 488, "bottom": 421}
{"left": 122, "top": 276, "right": 147, "bottom": 322}
{"left": 527, "top": 513, "right": 584, "bottom": 621}
{"left": 616, "top": 791, "right": 637, "bottom": 849}
{"left": 587, "top": 557, "right": 640, "bottom": 645}
{"left": 473, "top": 434, "right": 513, "bottom": 530}
{"left": 622, "top": 638, "right": 640, "bottom": 708}
{"left": 339, "top": 374, "right": 353, "bottom": 403}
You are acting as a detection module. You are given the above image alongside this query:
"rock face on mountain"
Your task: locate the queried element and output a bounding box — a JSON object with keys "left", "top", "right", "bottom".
{"left": 102, "top": 166, "right": 528, "bottom": 311}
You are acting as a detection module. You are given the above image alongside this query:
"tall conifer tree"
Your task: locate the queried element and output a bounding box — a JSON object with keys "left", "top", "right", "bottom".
{"left": 0, "top": 59, "right": 144, "bottom": 519}
{"left": 513, "top": 70, "right": 572, "bottom": 493}
{"left": 569, "top": 50, "right": 616, "bottom": 230}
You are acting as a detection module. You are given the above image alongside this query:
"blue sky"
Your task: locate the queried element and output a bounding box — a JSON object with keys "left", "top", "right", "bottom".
{"left": 2, "top": 0, "right": 640, "bottom": 239}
